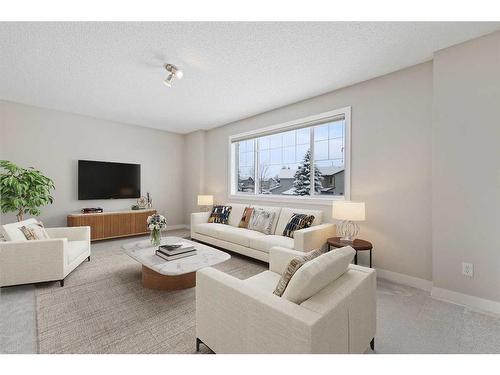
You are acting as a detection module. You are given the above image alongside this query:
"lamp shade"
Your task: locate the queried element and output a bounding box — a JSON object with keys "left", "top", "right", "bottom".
{"left": 332, "top": 201, "right": 365, "bottom": 221}
{"left": 197, "top": 195, "right": 214, "bottom": 206}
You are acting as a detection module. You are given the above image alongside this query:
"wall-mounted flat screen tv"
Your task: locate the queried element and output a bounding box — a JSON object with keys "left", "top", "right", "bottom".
{"left": 78, "top": 160, "right": 141, "bottom": 200}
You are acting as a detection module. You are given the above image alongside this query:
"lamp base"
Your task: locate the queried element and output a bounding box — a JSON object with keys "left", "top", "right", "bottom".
{"left": 338, "top": 220, "right": 359, "bottom": 243}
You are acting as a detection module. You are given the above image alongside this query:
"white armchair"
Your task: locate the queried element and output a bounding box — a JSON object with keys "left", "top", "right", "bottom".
{"left": 196, "top": 246, "right": 376, "bottom": 354}
{"left": 0, "top": 220, "right": 91, "bottom": 287}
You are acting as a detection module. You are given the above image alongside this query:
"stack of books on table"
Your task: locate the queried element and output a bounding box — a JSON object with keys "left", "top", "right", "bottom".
{"left": 155, "top": 243, "right": 197, "bottom": 261}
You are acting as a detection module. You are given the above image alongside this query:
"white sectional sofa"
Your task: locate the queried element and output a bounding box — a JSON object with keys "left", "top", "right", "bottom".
{"left": 0, "top": 219, "right": 91, "bottom": 287}
{"left": 191, "top": 203, "right": 336, "bottom": 261}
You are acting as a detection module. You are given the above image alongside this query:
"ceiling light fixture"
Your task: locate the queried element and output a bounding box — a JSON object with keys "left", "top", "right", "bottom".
{"left": 163, "top": 63, "right": 183, "bottom": 87}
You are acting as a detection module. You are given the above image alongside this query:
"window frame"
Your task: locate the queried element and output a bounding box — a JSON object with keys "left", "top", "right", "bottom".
{"left": 228, "top": 106, "right": 351, "bottom": 205}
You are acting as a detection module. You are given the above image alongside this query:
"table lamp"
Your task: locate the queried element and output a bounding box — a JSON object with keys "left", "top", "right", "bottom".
{"left": 332, "top": 201, "right": 366, "bottom": 242}
{"left": 197, "top": 195, "right": 214, "bottom": 212}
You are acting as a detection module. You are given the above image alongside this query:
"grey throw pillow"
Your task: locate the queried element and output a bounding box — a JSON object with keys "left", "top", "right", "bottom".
{"left": 273, "top": 248, "right": 324, "bottom": 297}
{"left": 247, "top": 208, "right": 276, "bottom": 235}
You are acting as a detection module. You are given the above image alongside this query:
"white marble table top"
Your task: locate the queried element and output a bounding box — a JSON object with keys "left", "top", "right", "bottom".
{"left": 122, "top": 236, "right": 230, "bottom": 276}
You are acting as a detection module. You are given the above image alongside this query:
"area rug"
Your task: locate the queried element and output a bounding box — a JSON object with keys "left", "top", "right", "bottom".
{"left": 35, "top": 231, "right": 266, "bottom": 354}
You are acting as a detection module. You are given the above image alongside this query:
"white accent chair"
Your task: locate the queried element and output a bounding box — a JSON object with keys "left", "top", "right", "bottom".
{"left": 0, "top": 219, "right": 91, "bottom": 287}
{"left": 196, "top": 246, "right": 376, "bottom": 354}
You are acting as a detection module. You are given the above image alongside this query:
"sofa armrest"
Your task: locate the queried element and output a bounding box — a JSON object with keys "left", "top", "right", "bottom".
{"left": 196, "top": 267, "right": 321, "bottom": 353}
{"left": 269, "top": 246, "right": 308, "bottom": 275}
{"left": 293, "top": 223, "right": 336, "bottom": 252}
{"left": 190, "top": 211, "right": 211, "bottom": 237}
{"left": 0, "top": 239, "right": 67, "bottom": 286}
{"left": 46, "top": 226, "right": 91, "bottom": 242}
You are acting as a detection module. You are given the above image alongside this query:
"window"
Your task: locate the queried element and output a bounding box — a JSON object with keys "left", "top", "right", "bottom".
{"left": 229, "top": 107, "right": 350, "bottom": 201}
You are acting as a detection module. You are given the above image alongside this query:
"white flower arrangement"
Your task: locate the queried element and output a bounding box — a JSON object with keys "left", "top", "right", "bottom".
{"left": 147, "top": 214, "right": 167, "bottom": 231}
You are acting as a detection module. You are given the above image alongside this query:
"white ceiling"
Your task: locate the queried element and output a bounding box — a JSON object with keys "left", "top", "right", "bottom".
{"left": 1, "top": 22, "right": 499, "bottom": 134}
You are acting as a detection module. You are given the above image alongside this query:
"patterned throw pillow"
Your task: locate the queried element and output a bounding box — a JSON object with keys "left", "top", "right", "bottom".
{"left": 282, "top": 213, "right": 315, "bottom": 238}
{"left": 208, "top": 205, "right": 232, "bottom": 224}
{"left": 273, "top": 248, "right": 324, "bottom": 297}
{"left": 20, "top": 221, "right": 50, "bottom": 240}
{"left": 247, "top": 208, "right": 276, "bottom": 235}
{"left": 238, "top": 207, "right": 254, "bottom": 228}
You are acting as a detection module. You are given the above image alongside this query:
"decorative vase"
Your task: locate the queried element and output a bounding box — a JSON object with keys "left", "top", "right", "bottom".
{"left": 150, "top": 229, "right": 162, "bottom": 246}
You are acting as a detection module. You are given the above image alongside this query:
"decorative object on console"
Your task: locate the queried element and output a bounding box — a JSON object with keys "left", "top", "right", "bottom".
{"left": 282, "top": 213, "right": 315, "bottom": 238}
{"left": 81, "top": 207, "right": 103, "bottom": 213}
{"left": 146, "top": 192, "right": 153, "bottom": 209}
{"left": 0, "top": 160, "right": 55, "bottom": 222}
{"left": 273, "top": 248, "right": 324, "bottom": 297}
{"left": 197, "top": 195, "right": 214, "bottom": 212}
{"left": 208, "top": 205, "right": 232, "bottom": 224}
{"left": 131, "top": 204, "right": 140, "bottom": 210}
{"left": 332, "top": 201, "right": 365, "bottom": 242}
{"left": 147, "top": 214, "right": 167, "bottom": 246}
{"left": 19, "top": 221, "right": 49, "bottom": 240}
{"left": 238, "top": 207, "right": 254, "bottom": 228}
{"left": 137, "top": 196, "right": 147, "bottom": 208}
{"left": 247, "top": 208, "right": 276, "bottom": 235}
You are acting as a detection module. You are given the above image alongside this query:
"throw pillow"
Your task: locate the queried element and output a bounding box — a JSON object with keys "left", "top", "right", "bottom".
{"left": 282, "top": 213, "right": 315, "bottom": 238}
{"left": 19, "top": 221, "right": 50, "bottom": 240}
{"left": 273, "top": 248, "right": 324, "bottom": 297}
{"left": 208, "top": 205, "right": 232, "bottom": 224}
{"left": 238, "top": 207, "right": 254, "bottom": 228}
{"left": 247, "top": 208, "right": 276, "bottom": 235}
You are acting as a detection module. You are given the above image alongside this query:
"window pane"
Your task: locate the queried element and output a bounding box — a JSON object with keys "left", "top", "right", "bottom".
{"left": 270, "top": 148, "right": 282, "bottom": 164}
{"left": 296, "top": 128, "right": 310, "bottom": 145}
{"left": 283, "top": 146, "right": 295, "bottom": 163}
{"left": 246, "top": 139, "right": 254, "bottom": 152}
{"left": 246, "top": 151, "right": 255, "bottom": 166}
{"left": 258, "top": 136, "right": 270, "bottom": 150}
{"left": 329, "top": 121, "right": 344, "bottom": 138}
{"left": 283, "top": 131, "right": 295, "bottom": 146}
{"left": 260, "top": 149, "right": 270, "bottom": 164}
{"left": 314, "top": 140, "right": 328, "bottom": 160}
{"left": 329, "top": 138, "right": 344, "bottom": 160}
{"left": 296, "top": 144, "right": 309, "bottom": 162}
{"left": 314, "top": 124, "right": 329, "bottom": 141}
{"left": 269, "top": 134, "right": 282, "bottom": 149}
{"left": 237, "top": 166, "right": 254, "bottom": 193}
{"left": 239, "top": 141, "right": 247, "bottom": 153}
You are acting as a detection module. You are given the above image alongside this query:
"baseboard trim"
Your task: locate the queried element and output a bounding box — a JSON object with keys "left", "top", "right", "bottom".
{"left": 376, "top": 268, "right": 433, "bottom": 292}
{"left": 431, "top": 287, "right": 500, "bottom": 316}
{"left": 166, "top": 224, "right": 189, "bottom": 230}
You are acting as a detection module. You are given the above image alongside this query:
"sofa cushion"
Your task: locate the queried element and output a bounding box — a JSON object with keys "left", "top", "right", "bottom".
{"left": 275, "top": 207, "right": 323, "bottom": 235}
{"left": 226, "top": 203, "right": 248, "bottom": 227}
{"left": 194, "top": 223, "right": 227, "bottom": 237}
{"left": 20, "top": 222, "right": 50, "bottom": 240}
{"left": 67, "top": 240, "right": 89, "bottom": 265}
{"left": 1, "top": 218, "right": 39, "bottom": 241}
{"left": 282, "top": 246, "right": 355, "bottom": 304}
{"left": 238, "top": 207, "right": 254, "bottom": 229}
{"left": 251, "top": 205, "right": 282, "bottom": 234}
{"left": 214, "top": 225, "right": 266, "bottom": 248}
{"left": 244, "top": 270, "right": 282, "bottom": 293}
{"left": 249, "top": 235, "right": 294, "bottom": 253}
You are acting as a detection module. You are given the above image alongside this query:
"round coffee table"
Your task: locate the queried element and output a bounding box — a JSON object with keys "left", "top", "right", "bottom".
{"left": 327, "top": 237, "right": 373, "bottom": 268}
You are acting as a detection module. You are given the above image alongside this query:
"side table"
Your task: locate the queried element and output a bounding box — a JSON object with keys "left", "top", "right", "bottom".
{"left": 327, "top": 237, "right": 373, "bottom": 268}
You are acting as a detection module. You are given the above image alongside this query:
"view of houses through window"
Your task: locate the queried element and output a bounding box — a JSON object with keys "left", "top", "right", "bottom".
{"left": 233, "top": 118, "right": 346, "bottom": 197}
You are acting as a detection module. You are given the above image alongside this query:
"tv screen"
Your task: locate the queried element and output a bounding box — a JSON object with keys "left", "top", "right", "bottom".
{"left": 78, "top": 160, "right": 141, "bottom": 200}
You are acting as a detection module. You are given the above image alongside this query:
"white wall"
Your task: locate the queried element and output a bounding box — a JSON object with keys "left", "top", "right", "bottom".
{"left": 183, "top": 130, "right": 207, "bottom": 224}
{"left": 432, "top": 31, "right": 500, "bottom": 302}
{"left": 0, "top": 101, "right": 185, "bottom": 228}
{"left": 198, "top": 62, "right": 433, "bottom": 280}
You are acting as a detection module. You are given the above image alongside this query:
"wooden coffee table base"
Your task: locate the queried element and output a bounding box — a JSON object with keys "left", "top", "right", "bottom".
{"left": 141, "top": 265, "right": 196, "bottom": 290}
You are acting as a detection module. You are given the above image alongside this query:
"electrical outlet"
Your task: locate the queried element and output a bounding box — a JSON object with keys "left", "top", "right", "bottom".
{"left": 462, "top": 262, "right": 474, "bottom": 278}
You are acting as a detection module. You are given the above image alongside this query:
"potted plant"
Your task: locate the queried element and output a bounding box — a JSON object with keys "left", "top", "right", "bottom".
{"left": 0, "top": 160, "right": 55, "bottom": 222}
{"left": 147, "top": 214, "right": 167, "bottom": 246}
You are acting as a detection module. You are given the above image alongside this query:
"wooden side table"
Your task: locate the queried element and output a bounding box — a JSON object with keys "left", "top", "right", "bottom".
{"left": 327, "top": 237, "right": 373, "bottom": 268}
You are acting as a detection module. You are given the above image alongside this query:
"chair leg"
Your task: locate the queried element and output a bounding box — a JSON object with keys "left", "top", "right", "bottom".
{"left": 370, "top": 338, "right": 375, "bottom": 350}
{"left": 196, "top": 338, "right": 202, "bottom": 352}
{"left": 60, "top": 279, "right": 64, "bottom": 287}
{"left": 87, "top": 256, "right": 91, "bottom": 262}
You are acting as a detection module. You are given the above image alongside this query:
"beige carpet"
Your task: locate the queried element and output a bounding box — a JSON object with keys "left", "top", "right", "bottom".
{"left": 35, "top": 230, "right": 266, "bottom": 354}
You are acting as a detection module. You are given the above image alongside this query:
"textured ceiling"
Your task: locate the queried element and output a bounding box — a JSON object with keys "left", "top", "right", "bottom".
{"left": 1, "top": 22, "right": 499, "bottom": 134}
